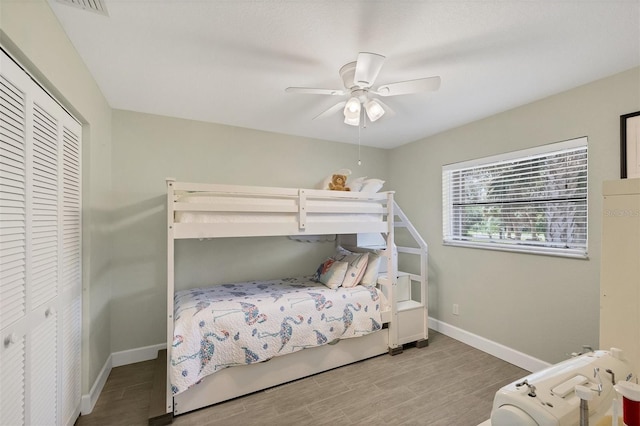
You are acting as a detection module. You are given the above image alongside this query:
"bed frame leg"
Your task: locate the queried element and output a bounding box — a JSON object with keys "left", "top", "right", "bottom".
{"left": 388, "top": 345, "right": 404, "bottom": 356}
{"left": 415, "top": 339, "right": 429, "bottom": 348}
{"left": 148, "top": 412, "right": 173, "bottom": 426}
{"left": 148, "top": 349, "right": 173, "bottom": 425}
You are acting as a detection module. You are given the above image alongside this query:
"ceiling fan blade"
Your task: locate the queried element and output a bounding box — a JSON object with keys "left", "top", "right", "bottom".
{"left": 285, "top": 87, "right": 346, "bottom": 96}
{"left": 313, "top": 101, "right": 346, "bottom": 120}
{"left": 375, "top": 76, "right": 441, "bottom": 96}
{"left": 354, "top": 52, "right": 385, "bottom": 88}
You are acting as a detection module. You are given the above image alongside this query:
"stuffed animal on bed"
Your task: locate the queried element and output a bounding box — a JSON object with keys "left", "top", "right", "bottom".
{"left": 328, "top": 174, "right": 350, "bottom": 191}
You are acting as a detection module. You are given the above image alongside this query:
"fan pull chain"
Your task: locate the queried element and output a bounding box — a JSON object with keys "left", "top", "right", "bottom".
{"left": 357, "top": 107, "right": 365, "bottom": 166}
{"left": 358, "top": 123, "right": 361, "bottom": 166}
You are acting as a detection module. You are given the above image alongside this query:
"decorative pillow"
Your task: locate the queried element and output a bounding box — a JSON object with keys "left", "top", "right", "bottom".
{"left": 360, "top": 252, "right": 382, "bottom": 287}
{"left": 312, "top": 258, "right": 349, "bottom": 289}
{"left": 337, "top": 245, "right": 382, "bottom": 287}
{"left": 333, "top": 252, "right": 369, "bottom": 288}
{"left": 360, "top": 178, "right": 385, "bottom": 193}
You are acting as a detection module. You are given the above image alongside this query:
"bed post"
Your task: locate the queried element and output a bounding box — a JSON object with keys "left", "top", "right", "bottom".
{"left": 166, "top": 178, "right": 176, "bottom": 416}
{"left": 386, "top": 192, "right": 400, "bottom": 354}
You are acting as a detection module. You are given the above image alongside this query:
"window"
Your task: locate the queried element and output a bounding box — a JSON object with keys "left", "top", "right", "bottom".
{"left": 442, "top": 137, "right": 588, "bottom": 258}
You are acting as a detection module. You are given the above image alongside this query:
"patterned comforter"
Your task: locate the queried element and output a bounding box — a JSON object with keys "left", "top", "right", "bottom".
{"left": 170, "top": 276, "right": 385, "bottom": 395}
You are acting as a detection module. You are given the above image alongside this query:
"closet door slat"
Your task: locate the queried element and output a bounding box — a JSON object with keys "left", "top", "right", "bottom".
{"left": 0, "top": 332, "right": 26, "bottom": 425}
{"left": 30, "top": 311, "right": 58, "bottom": 426}
{"left": 0, "top": 73, "right": 27, "bottom": 329}
{"left": 30, "top": 102, "right": 59, "bottom": 310}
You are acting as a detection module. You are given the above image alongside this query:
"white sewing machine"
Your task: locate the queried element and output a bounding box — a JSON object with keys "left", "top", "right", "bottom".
{"left": 486, "top": 349, "right": 633, "bottom": 426}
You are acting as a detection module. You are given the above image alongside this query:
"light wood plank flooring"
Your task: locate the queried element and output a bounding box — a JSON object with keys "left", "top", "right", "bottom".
{"left": 76, "top": 330, "right": 529, "bottom": 426}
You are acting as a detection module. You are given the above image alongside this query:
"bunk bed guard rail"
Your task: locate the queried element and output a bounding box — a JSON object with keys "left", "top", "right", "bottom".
{"left": 166, "top": 179, "right": 392, "bottom": 238}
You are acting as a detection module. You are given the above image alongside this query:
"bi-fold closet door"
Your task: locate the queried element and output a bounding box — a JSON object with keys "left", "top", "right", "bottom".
{"left": 0, "top": 49, "right": 82, "bottom": 426}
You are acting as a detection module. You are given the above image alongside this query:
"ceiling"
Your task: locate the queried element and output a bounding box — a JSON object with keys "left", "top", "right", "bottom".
{"left": 48, "top": 0, "right": 640, "bottom": 149}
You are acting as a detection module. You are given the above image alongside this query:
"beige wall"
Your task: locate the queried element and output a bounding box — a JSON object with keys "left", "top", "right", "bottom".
{"left": 1, "top": 1, "right": 113, "bottom": 393}
{"left": 110, "top": 110, "right": 389, "bottom": 351}
{"left": 389, "top": 67, "right": 640, "bottom": 363}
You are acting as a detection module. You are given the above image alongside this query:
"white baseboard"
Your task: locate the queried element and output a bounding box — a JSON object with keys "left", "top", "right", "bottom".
{"left": 429, "top": 317, "right": 551, "bottom": 373}
{"left": 112, "top": 343, "right": 166, "bottom": 368}
{"left": 80, "top": 343, "right": 166, "bottom": 415}
{"left": 80, "top": 353, "right": 112, "bottom": 415}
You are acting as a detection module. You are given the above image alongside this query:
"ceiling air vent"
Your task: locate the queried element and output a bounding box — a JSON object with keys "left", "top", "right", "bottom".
{"left": 55, "top": 0, "right": 109, "bottom": 16}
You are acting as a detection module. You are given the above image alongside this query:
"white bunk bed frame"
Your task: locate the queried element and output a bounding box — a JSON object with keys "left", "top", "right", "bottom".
{"left": 165, "top": 178, "right": 428, "bottom": 417}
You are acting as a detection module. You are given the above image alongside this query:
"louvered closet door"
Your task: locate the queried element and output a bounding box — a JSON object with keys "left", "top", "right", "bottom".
{"left": 0, "top": 49, "right": 82, "bottom": 426}
{"left": 0, "top": 49, "right": 30, "bottom": 426}
{"left": 60, "top": 120, "right": 82, "bottom": 426}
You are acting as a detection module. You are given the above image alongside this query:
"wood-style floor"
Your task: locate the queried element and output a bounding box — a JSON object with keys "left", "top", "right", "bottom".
{"left": 75, "top": 330, "right": 529, "bottom": 426}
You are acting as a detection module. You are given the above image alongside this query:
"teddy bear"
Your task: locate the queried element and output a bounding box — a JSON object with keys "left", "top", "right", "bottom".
{"left": 328, "top": 174, "right": 350, "bottom": 191}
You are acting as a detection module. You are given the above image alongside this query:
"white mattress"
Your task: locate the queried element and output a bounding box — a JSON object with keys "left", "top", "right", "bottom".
{"left": 170, "top": 276, "right": 389, "bottom": 396}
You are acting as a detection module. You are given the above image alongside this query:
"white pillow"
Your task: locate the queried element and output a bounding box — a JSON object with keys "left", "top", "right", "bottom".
{"left": 359, "top": 252, "right": 382, "bottom": 287}
{"left": 360, "top": 178, "right": 385, "bottom": 193}
{"left": 349, "top": 176, "right": 368, "bottom": 192}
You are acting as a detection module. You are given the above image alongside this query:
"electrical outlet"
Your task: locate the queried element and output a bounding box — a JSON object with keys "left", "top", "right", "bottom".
{"left": 453, "top": 304, "right": 459, "bottom": 315}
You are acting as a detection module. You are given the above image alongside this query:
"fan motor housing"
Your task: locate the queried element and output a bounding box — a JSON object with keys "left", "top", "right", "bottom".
{"left": 339, "top": 62, "right": 357, "bottom": 89}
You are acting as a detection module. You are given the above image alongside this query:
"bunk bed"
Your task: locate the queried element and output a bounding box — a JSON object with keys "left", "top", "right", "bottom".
{"left": 165, "top": 178, "right": 428, "bottom": 417}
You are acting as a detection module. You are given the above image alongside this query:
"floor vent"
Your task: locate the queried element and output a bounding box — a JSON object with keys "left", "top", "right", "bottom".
{"left": 55, "top": 0, "right": 109, "bottom": 16}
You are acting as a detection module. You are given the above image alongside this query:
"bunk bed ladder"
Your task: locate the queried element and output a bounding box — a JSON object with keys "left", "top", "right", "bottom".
{"left": 391, "top": 201, "right": 429, "bottom": 353}
{"left": 375, "top": 199, "right": 428, "bottom": 355}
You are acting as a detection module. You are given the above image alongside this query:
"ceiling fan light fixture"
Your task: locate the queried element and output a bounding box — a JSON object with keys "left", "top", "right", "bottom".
{"left": 364, "top": 99, "right": 385, "bottom": 122}
{"left": 343, "top": 97, "right": 361, "bottom": 126}
{"left": 344, "top": 115, "right": 360, "bottom": 126}
{"left": 344, "top": 97, "right": 360, "bottom": 114}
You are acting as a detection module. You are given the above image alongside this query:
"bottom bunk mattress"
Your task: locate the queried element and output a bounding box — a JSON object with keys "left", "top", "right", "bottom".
{"left": 171, "top": 276, "right": 388, "bottom": 396}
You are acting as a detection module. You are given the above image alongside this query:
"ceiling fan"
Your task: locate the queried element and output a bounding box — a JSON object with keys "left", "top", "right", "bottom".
{"left": 286, "top": 52, "right": 441, "bottom": 126}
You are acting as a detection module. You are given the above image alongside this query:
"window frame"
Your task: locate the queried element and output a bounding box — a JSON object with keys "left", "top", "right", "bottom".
{"left": 442, "top": 137, "right": 588, "bottom": 259}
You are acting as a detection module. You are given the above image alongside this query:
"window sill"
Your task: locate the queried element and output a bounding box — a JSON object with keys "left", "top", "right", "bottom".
{"left": 443, "top": 240, "right": 588, "bottom": 259}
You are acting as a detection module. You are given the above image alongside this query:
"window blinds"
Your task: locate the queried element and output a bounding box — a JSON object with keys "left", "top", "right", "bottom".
{"left": 442, "top": 137, "right": 588, "bottom": 257}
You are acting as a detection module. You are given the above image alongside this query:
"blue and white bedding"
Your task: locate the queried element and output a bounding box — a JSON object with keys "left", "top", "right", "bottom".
{"left": 170, "top": 276, "right": 387, "bottom": 395}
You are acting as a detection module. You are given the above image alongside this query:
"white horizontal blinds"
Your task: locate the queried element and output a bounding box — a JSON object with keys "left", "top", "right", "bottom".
{"left": 443, "top": 138, "right": 588, "bottom": 256}
{"left": 31, "top": 103, "right": 59, "bottom": 308}
{"left": 0, "top": 73, "right": 27, "bottom": 329}
{"left": 0, "top": 333, "right": 26, "bottom": 425}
